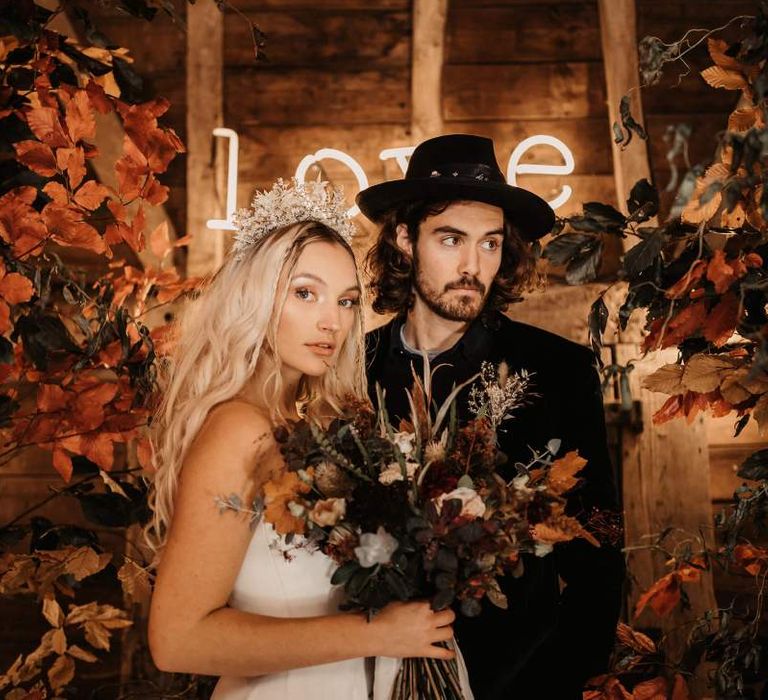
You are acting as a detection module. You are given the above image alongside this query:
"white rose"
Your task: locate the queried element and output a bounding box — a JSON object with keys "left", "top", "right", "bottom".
{"left": 354, "top": 526, "right": 399, "bottom": 567}
{"left": 309, "top": 498, "right": 346, "bottom": 527}
{"left": 393, "top": 431, "right": 416, "bottom": 456}
{"left": 434, "top": 486, "right": 486, "bottom": 519}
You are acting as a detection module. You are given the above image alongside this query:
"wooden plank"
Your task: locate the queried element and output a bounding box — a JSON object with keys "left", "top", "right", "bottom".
{"left": 224, "top": 67, "right": 410, "bottom": 126}
{"left": 709, "top": 444, "right": 763, "bottom": 502}
{"left": 451, "top": 0, "right": 593, "bottom": 6}
{"left": 616, "top": 345, "right": 717, "bottom": 667}
{"left": 443, "top": 62, "right": 607, "bottom": 120}
{"left": 707, "top": 411, "right": 764, "bottom": 446}
{"left": 446, "top": 4, "right": 602, "bottom": 64}
{"left": 444, "top": 117, "right": 614, "bottom": 174}
{"left": 233, "top": 0, "right": 408, "bottom": 8}
{"left": 411, "top": 0, "right": 447, "bottom": 142}
{"left": 224, "top": 10, "right": 410, "bottom": 67}
{"left": 598, "top": 0, "right": 653, "bottom": 213}
{"left": 186, "top": 1, "right": 226, "bottom": 277}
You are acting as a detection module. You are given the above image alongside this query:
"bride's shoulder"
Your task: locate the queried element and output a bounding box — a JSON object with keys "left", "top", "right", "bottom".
{"left": 196, "top": 400, "right": 275, "bottom": 457}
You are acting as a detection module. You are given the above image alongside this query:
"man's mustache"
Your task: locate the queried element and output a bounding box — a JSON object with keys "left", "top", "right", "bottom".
{"left": 444, "top": 277, "right": 486, "bottom": 294}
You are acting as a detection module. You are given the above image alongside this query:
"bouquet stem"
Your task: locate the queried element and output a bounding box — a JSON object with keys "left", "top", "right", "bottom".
{"left": 390, "top": 642, "right": 466, "bottom": 700}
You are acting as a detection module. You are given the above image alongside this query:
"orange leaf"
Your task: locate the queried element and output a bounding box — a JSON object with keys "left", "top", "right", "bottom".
{"left": 55, "top": 146, "right": 86, "bottom": 189}
{"left": 73, "top": 180, "right": 111, "bottom": 211}
{"left": 703, "top": 293, "right": 740, "bottom": 347}
{"left": 26, "top": 106, "right": 71, "bottom": 148}
{"left": 707, "top": 250, "right": 739, "bottom": 294}
{"left": 65, "top": 89, "right": 96, "bottom": 143}
{"left": 700, "top": 65, "right": 748, "bottom": 90}
{"left": 547, "top": 450, "right": 587, "bottom": 495}
{"left": 708, "top": 39, "right": 744, "bottom": 71}
{"left": 729, "top": 107, "right": 759, "bottom": 132}
{"left": 37, "top": 384, "right": 69, "bottom": 412}
{"left": 632, "top": 676, "right": 668, "bottom": 700}
{"left": 115, "top": 136, "right": 148, "bottom": 200}
{"left": 42, "top": 203, "right": 106, "bottom": 255}
{"left": 43, "top": 181, "right": 69, "bottom": 205}
{"left": 0, "top": 272, "right": 34, "bottom": 304}
{"left": 14, "top": 140, "right": 57, "bottom": 176}
{"left": 0, "top": 186, "right": 49, "bottom": 257}
{"left": 652, "top": 394, "right": 684, "bottom": 425}
{"left": 136, "top": 437, "right": 154, "bottom": 472}
{"left": 0, "top": 299, "right": 10, "bottom": 334}
{"left": 635, "top": 572, "right": 680, "bottom": 618}
{"left": 615, "top": 622, "right": 656, "bottom": 654}
{"left": 665, "top": 259, "right": 707, "bottom": 299}
{"left": 149, "top": 221, "right": 170, "bottom": 259}
{"left": 52, "top": 449, "right": 73, "bottom": 482}
{"left": 141, "top": 174, "right": 169, "bottom": 205}
{"left": 648, "top": 301, "right": 708, "bottom": 351}
{"left": 85, "top": 79, "right": 113, "bottom": 115}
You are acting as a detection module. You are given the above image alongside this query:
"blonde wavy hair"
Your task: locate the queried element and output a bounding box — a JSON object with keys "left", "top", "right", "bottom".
{"left": 146, "top": 221, "right": 367, "bottom": 557}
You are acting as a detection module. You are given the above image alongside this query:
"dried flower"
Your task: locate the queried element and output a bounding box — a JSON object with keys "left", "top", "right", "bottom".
{"left": 434, "top": 487, "right": 486, "bottom": 520}
{"left": 378, "top": 460, "right": 418, "bottom": 485}
{"left": 354, "top": 526, "right": 399, "bottom": 567}
{"left": 309, "top": 498, "right": 346, "bottom": 527}
{"left": 424, "top": 430, "right": 448, "bottom": 465}
{"left": 393, "top": 431, "right": 416, "bottom": 456}
{"left": 468, "top": 361, "right": 532, "bottom": 429}
{"left": 314, "top": 460, "right": 352, "bottom": 497}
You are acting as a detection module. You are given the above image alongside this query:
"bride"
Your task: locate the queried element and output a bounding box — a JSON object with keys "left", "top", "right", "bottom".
{"left": 146, "top": 180, "right": 473, "bottom": 699}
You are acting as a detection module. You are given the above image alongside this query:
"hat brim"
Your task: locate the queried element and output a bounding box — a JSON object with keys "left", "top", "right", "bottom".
{"left": 356, "top": 177, "right": 555, "bottom": 241}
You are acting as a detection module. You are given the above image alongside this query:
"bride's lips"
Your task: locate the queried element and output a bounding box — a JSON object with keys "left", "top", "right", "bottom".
{"left": 306, "top": 342, "right": 336, "bottom": 357}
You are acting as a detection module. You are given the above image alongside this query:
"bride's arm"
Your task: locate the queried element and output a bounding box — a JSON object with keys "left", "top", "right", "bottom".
{"left": 148, "top": 402, "right": 454, "bottom": 677}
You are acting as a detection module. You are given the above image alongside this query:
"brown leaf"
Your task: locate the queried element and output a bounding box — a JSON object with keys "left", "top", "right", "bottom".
{"left": 14, "top": 140, "right": 57, "bottom": 177}
{"left": 55, "top": 147, "right": 86, "bottom": 189}
{"left": 47, "top": 653, "right": 74, "bottom": 691}
{"left": 708, "top": 39, "right": 745, "bottom": 71}
{"left": 42, "top": 594, "right": 64, "bottom": 628}
{"left": 51, "top": 627, "right": 67, "bottom": 655}
{"left": 84, "top": 622, "right": 110, "bottom": 650}
{"left": 642, "top": 364, "right": 685, "bottom": 395}
{"left": 64, "top": 547, "right": 111, "bottom": 582}
{"left": 149, "top": 221, "right": 171, "bottom": 259}
{"left": 671, "top": 674, "right": 691, "bottom": 700}
{"left": 0, "top": 272, "right": 34, "bottom": 304}
{"left": 85, "top": 79, "right": 113, "bottom": 114}
{"left": 546, "top": 450, "right": 587, "bottom": 495}
{"left": 66, "top": 645, "right": 97, "bottom": 663}
{"left": 681, "top": 354, "right": 738, "bottom": 393}
{"left": 26, "top": 107, "right": 71, "bottom": 148}
{"left": 635, "top": 571, "right": 681, "bottom": 618}
{"left": 703, "top": 293, "right": 740, "bottom": 346}
{"left": 43, "top": 181, "right": 69, "bottom": 205}
{"left": 729, "top": 107, "right": 759, "bottom": 132}
{"left": 754, "top": 393, "right": 768, "bottom": 435}
{"left": 721, "top": 201, "right": 746, "bottom": 228}
{"left": 42, "top": 203, "right": 106, "bottom": 255}
{"left": 52, "top": 450, "right": 73, "bottom": 483}
{"left": 37, "top": 384, "right": 68, "bottom": 412}
{"left": 720, "top": 371, "right": 753, "bottom": 405}
{"left": 681, "top": 162, "right": 729, "bottom": 224}
{"left": 64, "top": 89, "right": 96, "bottom": 144}
{"left": 632, "top": 676, "right": 668, "bottom": 700}
{"left": 117, "top": 560, "right": 151, "bottom": 603}
{"left": 142, "top": 174, "right": 169, "bottom": 205}
{"left": 615, "top": 622, "right": 656, "bottom": 654}
{"left": 115, "top": 136, "right": 148, "bottom": 200}
{"left": 0, "top": 187, "right": 49, "bottom": 257}
{"left": 73, "top": 180, "right": 111, "bottom": 211}
{"left": 665, "top": 259, "right": 707, "bottom": 300}
{"left": 700, "top": 65, "right": 748, "bottom": 90}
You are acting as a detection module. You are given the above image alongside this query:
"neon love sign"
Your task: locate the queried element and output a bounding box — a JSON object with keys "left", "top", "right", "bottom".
{"left": 207, "top": 131, "right": 575, "bottom": 230}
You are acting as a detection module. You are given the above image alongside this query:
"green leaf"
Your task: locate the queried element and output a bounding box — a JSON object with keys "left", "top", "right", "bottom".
{"left": 330, "top": 561, "right": 359, "bottom": 586}
{"left": 736, "top": 449, "right": 768, "bottom": 481}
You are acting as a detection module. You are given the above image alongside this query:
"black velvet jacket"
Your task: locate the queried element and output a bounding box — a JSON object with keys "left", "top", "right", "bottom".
{"left": 365, "top": 312, "right": 625, "bottom": 700}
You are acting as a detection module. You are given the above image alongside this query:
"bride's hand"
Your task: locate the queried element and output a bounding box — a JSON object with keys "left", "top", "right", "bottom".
{"left": 368, "top": 601, "right": 456, "bottom": 659}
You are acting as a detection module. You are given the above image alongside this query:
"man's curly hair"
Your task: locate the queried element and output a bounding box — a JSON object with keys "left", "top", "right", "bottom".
{"left": 364, "top": 199, "right": 539, "bottom": 318}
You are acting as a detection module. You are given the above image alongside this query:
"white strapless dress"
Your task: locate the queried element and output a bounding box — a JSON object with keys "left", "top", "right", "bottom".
{"left": 211, "top": 521, "right": 474, "bottom": 699}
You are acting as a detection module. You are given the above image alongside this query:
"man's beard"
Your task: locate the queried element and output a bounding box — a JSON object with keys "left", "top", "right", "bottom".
{"left": 412, "top": 256, "right": 488, "bottom": 322}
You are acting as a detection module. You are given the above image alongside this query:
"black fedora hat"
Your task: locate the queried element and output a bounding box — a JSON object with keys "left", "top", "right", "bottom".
{"left": 356, "top": 134, "right": 555, "bottom": 241}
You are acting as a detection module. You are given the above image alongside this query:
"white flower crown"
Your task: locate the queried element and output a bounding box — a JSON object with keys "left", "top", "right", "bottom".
{"left": 231, "top": 178, "right": 357, "bottom": 260}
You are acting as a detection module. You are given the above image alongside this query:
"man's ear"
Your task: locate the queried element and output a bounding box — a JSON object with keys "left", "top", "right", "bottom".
{"left": 395, "top": 223, "right": 413, "bottom": 258}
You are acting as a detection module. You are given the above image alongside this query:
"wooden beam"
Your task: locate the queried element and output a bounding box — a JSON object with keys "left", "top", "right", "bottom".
{"left": 411, "top": 0, "right": 447, "bottom": 142}
{"left": 598, "top": 0, "right": 653, "bottom": 212}
{"left": 598, "top": 0, "right": 717, "bottom": 678}
{"left": 186, "top": 1, "right": 226, "bottom": 277}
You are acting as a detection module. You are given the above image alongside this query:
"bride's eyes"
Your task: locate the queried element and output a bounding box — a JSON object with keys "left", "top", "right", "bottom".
{"left": 294, "top": 287, "right": 316, "bottom": 302}
{"left": 339, "top": 297, "right": 360, "bottom": 309}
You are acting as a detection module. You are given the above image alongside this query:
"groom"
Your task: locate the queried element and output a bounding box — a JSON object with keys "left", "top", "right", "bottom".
{"left": 357, "top": 134, "right": 625, "bottom": 699}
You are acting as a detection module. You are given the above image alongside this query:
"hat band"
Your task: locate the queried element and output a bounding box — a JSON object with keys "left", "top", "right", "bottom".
{"left": 423, "top": 162, "right": 505, "bottom": 184}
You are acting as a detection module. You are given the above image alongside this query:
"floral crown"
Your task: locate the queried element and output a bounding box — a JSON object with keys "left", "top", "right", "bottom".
{"left": 231, "top": 178, "right": 357, "bottom": 260}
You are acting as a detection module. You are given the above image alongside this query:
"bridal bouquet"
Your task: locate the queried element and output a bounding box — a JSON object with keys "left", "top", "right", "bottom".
{"left": 259, "top": 360, "right": 598, "bottom": 699}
